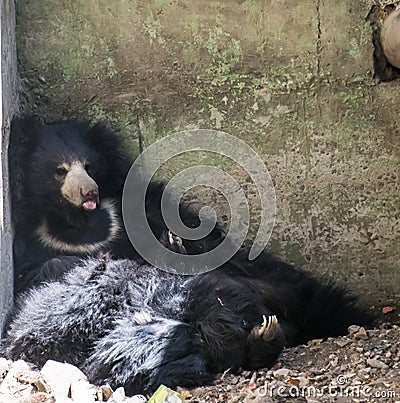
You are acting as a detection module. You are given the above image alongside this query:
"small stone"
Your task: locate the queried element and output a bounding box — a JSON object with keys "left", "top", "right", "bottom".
{"left": 126, "top": 395, "right": 147, "bottom": 403}
{"left": 33, "top": 379, "right": 51, "bottom": 394}
{"left": 366, "top": 358, "right": 389, "bottom": 370}
{"left": 101, "top": 384, "right": 113, "bottom": 400}
{"left": 0, "top": 393, "right": 19, "bottom": 403}
{"left": 16, "top": 370, "right": 41, "bottom": 384}
{"left": 243, "top": 391, "right": 273, "bottom": 403}
{"left": 0, "top": 357, "right": 11, "bottom": 378}
{"left": 336, "top": 338, "right": 352, "bottom": 348}
{"left": 357, "top": 367, "right": 371, "bottom": 378}
{"left": 20, "top": 393, "right": 56, "bottom": 403}
{"left": 348, "top": 325, "right": 360, "bottom": 335}
{"left": 354, "top": 327, "right": 368, "bottom": 340}
{"left": 108, "top": 387, "right": 126, "bottom": 403}
{"left": 308, "top": 338, "right": 323, "bottom": 346}
{"left": 0, "top": 360, "right": 34, "bottom": 398}
{"left": 272, "top": 368, "right": 290, "bottom": 379}
{"left": 40, "top": 360, "right": 89, "bottom": 402}
{"left": 270, "top": 362, "right": 282, "bottom": 371}
{"left": 70, "top": 379, "right": 97, "bottom": 403}
{"left": 297, "top": 376, "right": 309, "bottom": 388}
{"left": 329, "top": 356, "right": 339, "bottom": 368}
{"left": 349, "top": 354, "right": 361, "bottom": 363}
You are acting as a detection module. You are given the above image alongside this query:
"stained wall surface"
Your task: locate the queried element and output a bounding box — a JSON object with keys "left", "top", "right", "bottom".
{"left": 14, "top": 0, "right": 400, "bottom": 313}
{"left": 1, "top": 0, "right": 18, "bottom": 335}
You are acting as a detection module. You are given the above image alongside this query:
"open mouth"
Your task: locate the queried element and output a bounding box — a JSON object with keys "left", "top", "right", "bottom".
{"left": 82, "top": 198, "right": 98, "bottom": 211}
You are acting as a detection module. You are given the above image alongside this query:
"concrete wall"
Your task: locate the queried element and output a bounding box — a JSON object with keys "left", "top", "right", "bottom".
{"left": 0, "top": 0, "right": 18, "bottom": 335}
{"left": 14, "top": 0, "right": 400, "bottom": 313}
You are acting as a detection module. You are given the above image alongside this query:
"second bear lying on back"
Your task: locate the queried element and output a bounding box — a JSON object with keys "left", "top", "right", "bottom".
{"left": 4, "top": 254, "right": 372, "bottom": 395}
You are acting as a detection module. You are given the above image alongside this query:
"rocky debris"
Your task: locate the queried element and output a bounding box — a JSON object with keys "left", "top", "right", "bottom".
{"left": 366, "top": 358, "right": 389, "bottom": 370}
{"left": 0, "top": 360, "right": 146, "bottom": 403}
{"left": 185, "top": 323, "right": 400, "bottom": 403}
{"left": 0, "top": 323, "right": 399, "bottom": 403}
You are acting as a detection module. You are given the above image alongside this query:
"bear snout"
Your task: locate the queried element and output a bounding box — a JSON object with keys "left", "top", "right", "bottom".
{"left": 61, "top": 161, "right": 99, "bottom": 209}
{"left": 81, "top": 188, "right": 99, "bottom": 211}
{"left": 80, "top": 186, "right": 99, "bottom": 199}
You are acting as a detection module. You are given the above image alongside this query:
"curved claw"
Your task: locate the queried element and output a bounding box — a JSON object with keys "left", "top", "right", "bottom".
{"left": 167, "top": 231, "right": 187, "bottom": 254}
{"left": 256, "top": 315, "right": 281, "bottom": 342}
{"left": 247, "top": 314, "right": 285, "bottom": 369}
{"left": 258, "top": 315, "right": 268, "bottom": 336}
{"left": 168, "top": 230, "right": 175, "bottom": 245}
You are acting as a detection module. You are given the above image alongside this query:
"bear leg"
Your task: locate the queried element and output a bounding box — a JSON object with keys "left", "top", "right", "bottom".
{"left": 84, "top": 316, "right": 213, "bottom": 395}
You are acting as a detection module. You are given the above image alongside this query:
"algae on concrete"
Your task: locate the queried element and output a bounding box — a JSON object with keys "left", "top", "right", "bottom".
{"left": 15, "top": 0, "right": 400, "bottom": 309}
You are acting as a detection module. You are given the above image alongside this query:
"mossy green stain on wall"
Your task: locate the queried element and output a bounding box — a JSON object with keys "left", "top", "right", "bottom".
{"left": 15, "top": 0, "right": 400, "bottom": 307}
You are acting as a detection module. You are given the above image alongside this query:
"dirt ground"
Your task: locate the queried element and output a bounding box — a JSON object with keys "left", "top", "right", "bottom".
{"left": 1, "top": 322, "right": 399, "bottom": 403}
{"left": 186, "top": 322, "right": 400, "bottom": 403}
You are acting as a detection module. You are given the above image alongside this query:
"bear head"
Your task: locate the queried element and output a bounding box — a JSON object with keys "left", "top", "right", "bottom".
{"left": 10, "top": 117, "right": 131, "bottom": 227}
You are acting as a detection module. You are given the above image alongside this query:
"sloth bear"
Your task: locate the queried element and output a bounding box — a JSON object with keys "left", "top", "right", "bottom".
{"left": 4, "top": 116, "right": 372, "bottom": 395}
{"left": 4, "top": 256, "right": 371, "bottom": 395}
{"left": 9, "top": 117, "right": 222, "bottom": 292}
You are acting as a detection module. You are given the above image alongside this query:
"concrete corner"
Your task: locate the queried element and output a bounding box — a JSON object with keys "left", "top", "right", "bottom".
{"left": 1, "top": 0, "right": 19, "bottom": 336}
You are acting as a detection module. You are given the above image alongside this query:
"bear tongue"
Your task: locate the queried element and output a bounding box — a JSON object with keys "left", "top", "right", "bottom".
{"left": 82, "top": 200, "right": 97, "bottom": 211}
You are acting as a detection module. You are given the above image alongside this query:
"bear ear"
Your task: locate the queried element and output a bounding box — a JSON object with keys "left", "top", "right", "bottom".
{"left": 87, "top": 122, "right": 132, "bottom": 171}
{"left": 86, "top": 122, "right": 126, "bottom": 154}
{"left": 9, "top": 116, "right": 43, "bottom": 214}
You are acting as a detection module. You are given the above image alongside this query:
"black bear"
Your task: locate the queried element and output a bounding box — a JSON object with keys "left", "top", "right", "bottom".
{"left": 9, "top": 117, "right": 222, "bottom": 292}
{"left": 4, "top": 116, "right": 373, "bottom": 395}
{"left": 3, "top": 255, "right": 371, "bottom": 395}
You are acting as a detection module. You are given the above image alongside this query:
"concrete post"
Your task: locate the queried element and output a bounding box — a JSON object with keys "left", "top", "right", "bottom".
{"left": 0, "top": 0, "right": 19, "bottom": 336}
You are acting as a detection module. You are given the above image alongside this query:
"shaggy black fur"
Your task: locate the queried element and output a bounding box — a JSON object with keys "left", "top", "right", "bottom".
{"left": 9, "top": 117, "right": 223, "bottom": 292}
{"left": 3, "top": 255, "right": 371, "bottom": 395}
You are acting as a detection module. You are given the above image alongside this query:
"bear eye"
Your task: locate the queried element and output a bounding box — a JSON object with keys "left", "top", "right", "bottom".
{"left": 56, "top": 166, "right": 68, "bottom": 177}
